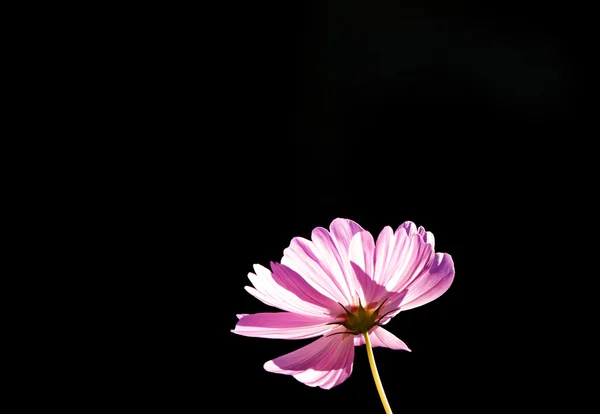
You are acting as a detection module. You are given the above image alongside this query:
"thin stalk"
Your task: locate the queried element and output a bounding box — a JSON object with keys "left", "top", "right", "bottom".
{"left": 363, "top": 331, "right": 393, "bottom": 414}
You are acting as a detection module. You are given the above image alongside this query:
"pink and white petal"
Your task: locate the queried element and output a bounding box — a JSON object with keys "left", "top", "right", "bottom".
{"left": 280, "top": 219, "right": 365, "bottom": 306}
{"left": 372, "top": 226, "right": 397, "bottom": 286}
{"left": 232, "top": 312, "right": 333, "bottom": 339}
{"left": 417, "top": 225, "right": 435, "bottom": 247}
{"left": 328, "top": 218, "right": 365, "bottom": 289}
{"left": 397, "top": 221, "right": 418, "bottom": 236}
{"left": 270, "top": 262, "right": 341, "bottom": 312}
{"left": 378, "top": 232, "right": 435, "bottom": 301}
{"left": 328, "top": 218, "right": 365, "bottom": 251}
{"left": 353, "top": 326, "right": 411, "bottom": 351}
{"left": 348, "top": 231, "right": 384, "bottom": 303}
{"left": 246, "top": 264, "right": 335, "bottom": 316}
{"left": 244, "top": 286, "right": 303, "bottom": 315}
{"left": 282, "top": 236, "right": 351, "bottom": 304}
{"left": 374, "top": 226, "right": 420, "bottom": 289}
{"left": 264, "top": 333, "right": 355, "bottom": 389}
{"left": 310, "top": 227, "right": 355, "bottom": 304}
{"left": 293, "top": 341, "right": 354, "bottom": 389}
{"left": 370, "top": 326, "right": 411, "bottom": 351}
{"left": 398, "top": 252, "right": 455, "bottom": 311}
{"left": 350, "top": 263, "right": 388, "bottom": 309}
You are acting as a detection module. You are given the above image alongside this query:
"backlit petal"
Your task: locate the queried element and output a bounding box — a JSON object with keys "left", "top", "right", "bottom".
{"left": 370, "top": 326, "right": 411, "bottom": 350}
{"left": 282, "top": 220, "right": 364, "bottom": 305}
{"left": 264, "top": 333, "right": 355, "bottom": 389}
{"left": 246, "top": 263, "right": 339, "bottom": 316}
{"left": 232, "top": 312, "right": 333, "bottom": 339}
{"left": 311, "top": 227, "right": 355, "bottom": 303}
{"left": 348, "top": 231, "right": 380, "bottom": 303}
{"left": 418, "top": 226, "right": 435, "bottom": 247}
{"left": 352, "top": 326, "right": 411, "bottom": 351}
{"left": 398, "top": 221, "right": 418, "bottom": 236}
{"left": 376, "top": 230, "right": 434, "bottom": 302}
{"left": 399, "top": 252, "right": 455, "bottom": 311}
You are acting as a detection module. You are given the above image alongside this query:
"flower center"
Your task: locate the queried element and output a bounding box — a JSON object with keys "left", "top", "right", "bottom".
{"left": 329, "top": 299, "right": 391, "bottom": 336}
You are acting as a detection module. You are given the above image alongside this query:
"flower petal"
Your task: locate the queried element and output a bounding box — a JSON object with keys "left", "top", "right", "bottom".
{"left": 399, "top": 252, "right": 455, "bottom": 311}
{"left": 231, "top": 312, "right": 333, "bottom": 339}
{"left": 246, "top": 263, "right": 339, "bottom": 316}
{"left": 348, "top": 231, "right": 381, "bottom": 303}
{"left": 281, "top": 219, "right": 364, "bottom": 305}
{"left": 398, "top": 221, "right": 418, "bottom": 236}
{"left": 375, "top": 229, "right": 434, "bottom": 302}
{"left": 328, "top": 218, "right": 365, "bottom": 255}
{"left": 370, "top": 326, "right": 411, "bottom": 351}
{"left": 310, "top": 227, "right": 355, "bottom": 303}
{"left": 270, "top": 262, "right": 341, "bottom": 312}
{"left": 417, "top": 225, "right": 435, "bottom": 247}
{"left": 264, "top": 333, "right": 355, "bottom": 389}
{"left": 353, "top": 326, "right": 411, "bottom": 351}
{"left": 372, "top": 225, "right": 395, "bottom": 286}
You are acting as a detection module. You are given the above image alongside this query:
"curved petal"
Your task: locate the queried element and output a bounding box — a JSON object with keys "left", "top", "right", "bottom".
{"left": 348, "top": 231, "right": 382, "bottom": 304}
{"left": 370, "top": 326, "right": 411, "bottom": 351}
{"left": 328, "top": 218, "right": 366, "bottom": 301}
{"left": 231, "top": 312, "right": 333, "bottom": 339}
{"left": 399, "top": 252, "right": 455, "bottom": 311}
{"left": 329, "top": 218, "right": 364, "bottom": 244}
{"left": 353, "top": 326, "right": 411, "bottom": 351}
{"left": 264, "top": 332, "right": 355, "bottom": 389}
{"left": 281, "top": 219, "right": 364, "bottom": 305}
{"left": 375, "top": 223, "right": 434, "bottom": 289}
{"left": 310, "top": 227, "right": 355, "bottom": 303}
{"left": 246, "top": 263, "right": 340, "bottom": 316}
{"left": 372, "top": 225, "right": 396, "bottom": 286}
{"left": 375, "top": 230, "right": 435, "bottom": 302}
{"left": 270, "top": 262, "right": 341, "bottom": 312}
{"left": 397, "top": 221, "right": 418, "bottom": 236}
{"left": 417, "top": 225, "right": 435, "bottom": 247}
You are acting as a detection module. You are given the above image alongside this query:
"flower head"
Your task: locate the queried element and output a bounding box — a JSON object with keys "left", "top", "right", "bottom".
{"left": 232, "top": 218, "right": 455, "bottom": 389}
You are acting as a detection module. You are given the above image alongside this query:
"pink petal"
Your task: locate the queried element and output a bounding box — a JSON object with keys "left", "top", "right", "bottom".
{"left": 397, "top": 221, "right": 418, "bottom": 236}
{"left": 264, "top": 333, "right": 355, "bottom": 389}
{"left": 281, "top": 236, "right": 346, "bottom": 304}
{"left": 417, "top": 225, "right": 435, "bottom": 247}
{"left": 348, "top": 231, "right": 381, "bottom": 303}
{"left": 399, "top": 252, "right": 455, "bottom": 311}
{"left": 280, "top": 219, "right": 365, "bottom": 306}
{"left": 328, "top": 218, "right": 365, "bottom": 285}
{"left": 353, "top": 326, "right": 411, "bottom": 351}
{"left": 370, "top": 326, "right": 411, "bottom": 351}
{"left": 270, "top": 262, "right": 341, "bottom": 312}
{"left": 246, "top": 263, "right": 339, "bottom": 316}
{"left": 372, "top": 225, "right": 396, "bottom": 286}
{"left": 232, "top": 312, "right": 333, "bottom": 339}
{"left": 329, "top": 218, "right": 365, "bottom": 249}
{"left": 375, "top": 230, "right": 434, "bottom": 302}
{"left": 310, "top": 227, "right": 355, "bottom": 303}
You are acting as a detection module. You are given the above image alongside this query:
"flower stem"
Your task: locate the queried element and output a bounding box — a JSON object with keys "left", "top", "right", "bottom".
{"left": 363, "top": 331, "right": 393, "bottom": 414}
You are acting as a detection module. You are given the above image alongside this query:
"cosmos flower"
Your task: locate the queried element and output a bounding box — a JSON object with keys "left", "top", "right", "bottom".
{"left": 232, "top": 218, "right": 455, "bottom": 392}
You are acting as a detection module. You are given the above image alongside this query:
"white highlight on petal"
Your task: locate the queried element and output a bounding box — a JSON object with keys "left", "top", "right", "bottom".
{"left": 264, "top": 332, "right": 355, "bottom": 389}
{"left": 232, "top": 312, "right": 333, "bottom": 339}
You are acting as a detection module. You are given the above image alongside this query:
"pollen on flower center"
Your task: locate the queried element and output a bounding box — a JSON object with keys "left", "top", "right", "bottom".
{"left": 329, "top": 298, "right": 391, "bottom": 336}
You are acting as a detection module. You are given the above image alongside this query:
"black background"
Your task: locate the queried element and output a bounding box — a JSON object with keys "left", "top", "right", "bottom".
{"left": 122, "top": 1, "right": 593, "bottom": 412}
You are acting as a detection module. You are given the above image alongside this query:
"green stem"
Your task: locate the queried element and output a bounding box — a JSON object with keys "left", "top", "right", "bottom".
{"left": 363, "top": 331, "right": 393, "bottom": 414}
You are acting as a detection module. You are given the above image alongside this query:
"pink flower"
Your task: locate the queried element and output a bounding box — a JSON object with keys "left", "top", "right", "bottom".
{"left": 232, "top": 218, "right": 455, "bottom": 389}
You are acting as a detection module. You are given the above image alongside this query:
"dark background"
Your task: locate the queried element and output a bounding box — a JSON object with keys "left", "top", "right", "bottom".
{"left": 126, "top": 1, "right": 592, "bottom": 412}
